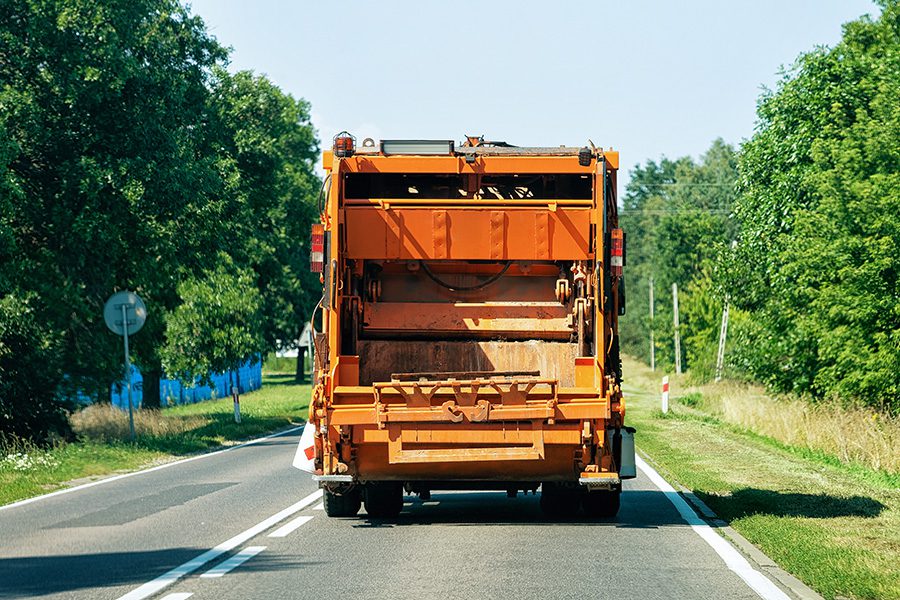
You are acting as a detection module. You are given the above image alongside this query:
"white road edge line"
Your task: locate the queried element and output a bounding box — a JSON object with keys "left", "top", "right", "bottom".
{"left": 268, "top": 514, "right": 314, "bottom": 538}
{"left": 312, "top": 501, "right": 324, "bottom": 510}
{"left": 115, "top": 489, "right": 322, "bottom": 600}
{"left": 636, "top": 455, "right": 791, "bottom": 600}
{"left": 0, "top": 425, "right": 304, "bottom": 512}
{"left": 200, "top": 546, "right": 266, "bottom": 578}
{"left": 160, "top": 594, "right": 194, "bottom": 600}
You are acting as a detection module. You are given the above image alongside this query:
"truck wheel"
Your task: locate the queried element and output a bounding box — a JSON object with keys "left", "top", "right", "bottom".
{"left": 582, "top": 488, "right": 621, "bottom": 519}
{"left": 323, "top": 488, "right": 361, "bottom": 518}
{"left": 540, "top": 482, "right": 581, "bottom": 518}
{"left": 364, "top": 482, "right": 403, "bottom": 518}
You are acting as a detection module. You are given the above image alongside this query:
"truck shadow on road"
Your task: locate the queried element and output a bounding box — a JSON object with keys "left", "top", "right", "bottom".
{"left": 0, "top": 548, "right": 320, "bottom": 599}
{"left": 352, "top": 489, "right": 710, "bottom": 528}
{"left": 694, "top": 488, "right": 886, "bottom": 521}
{"left": 351, "top": 486, "right": 886, "bottom": 529}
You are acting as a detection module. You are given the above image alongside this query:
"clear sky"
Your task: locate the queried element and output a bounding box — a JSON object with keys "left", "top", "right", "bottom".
{"left": 187, "top": 0, "right": 878, "bottom": 190}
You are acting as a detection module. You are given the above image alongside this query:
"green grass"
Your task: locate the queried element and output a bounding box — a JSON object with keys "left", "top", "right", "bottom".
{"left": 623, "top": 356, "right": 900, "bottom": 600}
{"left": 262, "top": 354, "right": 308, "bottom": 375}
{"left": 0, "top": 373, "right": 310, "bottom": 507}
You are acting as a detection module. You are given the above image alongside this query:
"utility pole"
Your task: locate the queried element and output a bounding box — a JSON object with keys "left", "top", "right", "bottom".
{"left": 672, "top": 282, "right": 682, "bottom": 375}
{"left": 715, "top": 295, "right": 730, "bottom": 382}
{"left": 649, "top": 275, "right": 655, "bottom": 371}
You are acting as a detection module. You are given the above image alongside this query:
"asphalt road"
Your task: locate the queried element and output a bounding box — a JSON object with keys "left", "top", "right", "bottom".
{"left": 1, "top": 428, "right": 792, "bottom": 600}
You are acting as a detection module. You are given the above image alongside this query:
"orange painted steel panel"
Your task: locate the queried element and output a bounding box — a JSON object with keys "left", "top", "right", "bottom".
{"left": 603, "top": 150, "right": 619, "bottom": 169}
{"left": 344, "top": 207, "right": 592, "bottom": 260}
{"left": 387, "top": 422, "right": 545, "bottom": 463}
{"left": 354, "top": 425, "right": 581, "bottom": 445}
{"left": 342, "top": 155, "right": 594, "bottom": 174}
{"left": 362, "top": 301, "right": 571, "bottom": 338}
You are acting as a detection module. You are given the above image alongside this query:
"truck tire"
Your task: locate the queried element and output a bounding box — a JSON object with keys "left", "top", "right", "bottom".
{"left": 540, "top": 482, "right": 581, "bottom": 518}
{"left": 582, "top": 488, "right": 621, "bottom": 519}
{"left": 364, "top": 482, "right": 403, "bottom": 518}
{"left": 323, "top": 488, "right": 361, "bottom": 518}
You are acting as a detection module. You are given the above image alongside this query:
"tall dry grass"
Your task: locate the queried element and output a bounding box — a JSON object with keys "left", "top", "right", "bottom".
{"left": 682, "top": 379, "right": 900, "bottom": 474}
{"left": 70, "top": 404, "right": 207, "bottom": 442}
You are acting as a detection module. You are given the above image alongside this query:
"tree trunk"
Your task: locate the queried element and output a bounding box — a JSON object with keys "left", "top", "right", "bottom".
{"left": 142, "top": 367, "right": 162, "bottom": 409}
{"left": 295, "top": 347, "right": 307, "bottom": 383}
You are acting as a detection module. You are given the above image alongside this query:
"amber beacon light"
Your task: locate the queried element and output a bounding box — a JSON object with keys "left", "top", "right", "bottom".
{"left": 333, "top": 131, "right": 356, "bottom": 158}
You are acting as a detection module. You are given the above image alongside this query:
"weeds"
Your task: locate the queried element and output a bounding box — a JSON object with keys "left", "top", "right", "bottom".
{"left": 677, "top": 381, "right": 900, "bottom": 474}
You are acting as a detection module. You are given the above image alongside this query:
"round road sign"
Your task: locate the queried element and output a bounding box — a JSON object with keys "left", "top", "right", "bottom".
{"left": 103, "top": 291, "right": 147, "bottom": 336}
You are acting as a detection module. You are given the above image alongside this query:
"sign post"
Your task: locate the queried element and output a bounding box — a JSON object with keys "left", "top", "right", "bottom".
{"left": 104, "top": 291, "right": 147, "bottom": 441}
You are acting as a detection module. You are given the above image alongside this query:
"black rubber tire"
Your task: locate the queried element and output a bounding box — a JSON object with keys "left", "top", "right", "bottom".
{"left": 582, "top": 488, "right": 621, "bottom": 519}
{"left": 364, "top": 482, "right": 403, "bottom": 518}
{"left": 323, "top": 488, "right": 361, "bottom": 518}
{"left": 540, "top": 482, "right": 582, "bottom": 518}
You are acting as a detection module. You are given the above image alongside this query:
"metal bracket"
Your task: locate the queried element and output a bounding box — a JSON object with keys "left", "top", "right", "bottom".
{"left": 312, "top": 474, "right": 354, "bottom": 484}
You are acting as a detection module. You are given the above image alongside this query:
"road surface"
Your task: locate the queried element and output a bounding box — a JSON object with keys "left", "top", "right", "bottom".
{"left": 0, "top": 428, "right": 794, "bottom": 600}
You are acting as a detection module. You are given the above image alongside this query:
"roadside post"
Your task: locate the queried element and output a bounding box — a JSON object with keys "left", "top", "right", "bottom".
{"left": 232, "top": 379, "right": 242, "bottom": 424}
{"left": 103, "top": 291, "right": 147, "bottom": 441}
{"left": 661, "top": 376, "right": 669, "bottom": 414}
{"left": 715, "top": 295, "right": 730, "bottom": 382}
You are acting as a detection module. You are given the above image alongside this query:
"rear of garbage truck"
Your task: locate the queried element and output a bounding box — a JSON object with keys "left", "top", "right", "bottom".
{"left": 294, "top": 134, "right": 635, "bottom": 518}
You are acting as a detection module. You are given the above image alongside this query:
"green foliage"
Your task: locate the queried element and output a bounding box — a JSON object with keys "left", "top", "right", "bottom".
{"left": 0, "top": 0, "right": 320, "bottom": 438}
{"left": 207, "top": 69, "right": 321, "bottom": 356}
{"left": 618, "top": 140, "right": 738, "bottom": 376}
{"left": 161, "top": 258, "right": 266, "bottom": 386}
{"left": 728, "top": 3, "right": 900, "bottom": 410}
{"left": 0, "top": 295, "right": 71, "bottom": 441}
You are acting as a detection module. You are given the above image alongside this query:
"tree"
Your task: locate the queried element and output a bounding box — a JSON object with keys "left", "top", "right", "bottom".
{"left": 207, "top": 69, "right": 321, "bottom": 382}
{"left": 618, "top": 141, "right": 738, "bottom": 375}
{"left": 161, "top": 259, "right": 266, "bottom": 393}
{"left": 0, "top": 0, "right": 233, "bottom": 434}
{"left": 0, "top": 294, "right": 71, "bottom": 441}
{"left": 728, "top": 1, "right": 900, "bottom": 409}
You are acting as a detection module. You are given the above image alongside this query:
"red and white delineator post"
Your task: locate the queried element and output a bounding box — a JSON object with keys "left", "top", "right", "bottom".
{"left": 293, "top": 421, "right": 317, "bottom": 473}
{"left": 661, "top": 376, "right": 669, "bottom": 414}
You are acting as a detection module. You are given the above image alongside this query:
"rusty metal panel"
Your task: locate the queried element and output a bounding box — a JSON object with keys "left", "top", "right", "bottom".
{"left": 362, "top": 302, "right": 570, "bottom": 339}
{"left": 357, "top": 340, "right": 579, "bottom": 386}
{"left": 343, "top": 208, "right": 591, "bottom": 260}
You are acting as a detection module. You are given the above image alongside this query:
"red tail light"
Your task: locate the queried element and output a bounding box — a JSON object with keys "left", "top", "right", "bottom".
{"left": 611, "top": 228, "right": 624, "bottom": 277}
{"left": 310, "top": 223, "right": 325, "bottom": 273}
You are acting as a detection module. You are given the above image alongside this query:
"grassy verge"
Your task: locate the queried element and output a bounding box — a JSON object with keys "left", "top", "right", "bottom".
{"left": 623, "top": 356, "right": 899, "bottom": 600}
{"left": 0, "top": 373, "right": 310, "bottom": 507}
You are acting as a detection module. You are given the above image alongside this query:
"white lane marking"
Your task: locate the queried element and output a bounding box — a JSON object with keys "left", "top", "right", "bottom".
{"left": 0, "top": 425, "right": 304, "bottom": 512}
{"left": 115, "top": 489, "right": 322, "bottom": 600}
{"left": 200, "top": 546, "right": 266, "bottom": 578}
{"left": 636, "top": 455, "right": 790, "bottom": 600}
{"left": 312, "top": 501, "right": 324, "bottom": 510}
{"left": 268, "top": 515, "right": 314, "bottom": 538}
{"left": 161, "top": 594, "right": 194, "bottom": 600}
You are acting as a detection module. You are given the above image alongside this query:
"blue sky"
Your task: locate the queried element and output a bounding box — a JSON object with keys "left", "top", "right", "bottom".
{"left": 187, "top": 1, "right": 878, "bottom": 189}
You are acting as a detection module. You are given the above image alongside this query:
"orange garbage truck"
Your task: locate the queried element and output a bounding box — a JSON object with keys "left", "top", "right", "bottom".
{"left": 294, "top": 134, "right": 635, "bottom": 518}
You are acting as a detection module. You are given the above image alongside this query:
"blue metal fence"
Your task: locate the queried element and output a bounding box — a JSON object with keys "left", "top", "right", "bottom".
{"left": 110, "top": 360, "right": 262, "bottom": 409}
